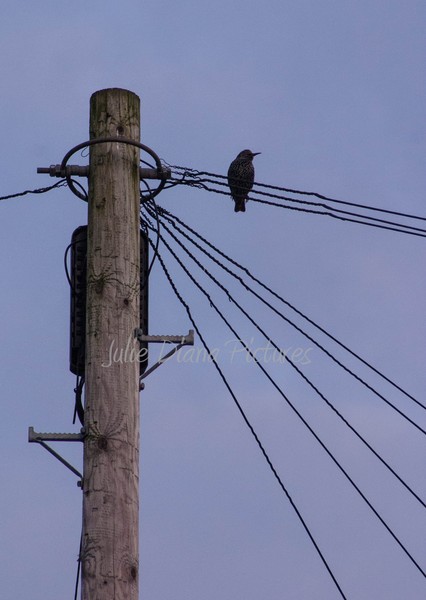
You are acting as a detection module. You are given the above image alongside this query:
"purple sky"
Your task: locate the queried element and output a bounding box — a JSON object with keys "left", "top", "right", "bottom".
{"left": 1, "top": 1, "right": 425, "bottom": 598}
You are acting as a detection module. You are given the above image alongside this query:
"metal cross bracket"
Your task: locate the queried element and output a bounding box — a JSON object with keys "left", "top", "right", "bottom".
{"left": 37, "top": 164, "right": 171, "bottom": 181}
{"left": 134, "top": 329, "right": 195, "bottom": 386}
{"left": 38, "top": 137, "right": 170, "bottom": 202}
{"left": 28, "top": 426, "right": 84, "bottom": 482}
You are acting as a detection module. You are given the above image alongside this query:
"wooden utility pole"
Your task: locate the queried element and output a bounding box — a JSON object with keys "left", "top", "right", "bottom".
{"left": 81, "top": 88, "right": 141, "bottom": 600}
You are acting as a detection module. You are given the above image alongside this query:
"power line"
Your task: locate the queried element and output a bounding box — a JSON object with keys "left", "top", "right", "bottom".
{"left": 139, "top": 195, "right": 161, "bottom": 287}
{"left": 0, "top": 179, "right": 67, "bottom": 201}
{"left": 157, "top": 206, "right": 426, "bottom": 433}
{"left": 73, "top": 530, "right": 82, "bottom": 600}
{"left": 165, "top": 167, "right": 426, "bottom": 238}
{"left": 154, "top": 205, "right": 424, "bottom": 411}
{"left": 148, "top": 206, "right": 426, "bottom": 510}
{"left": 142, "top": 210, "right": 426, "bottom": 580}
{"left": 183, "top": 174, "right": 426, "bottom": 235}
{"left": 251, "top": 196, "right": 426, "bottom": 238}
{"left": 147, "top": 233, "right": 349, "bottom": 600}
{"left": 169, "top": 164, "right": 426, "bottom": 224}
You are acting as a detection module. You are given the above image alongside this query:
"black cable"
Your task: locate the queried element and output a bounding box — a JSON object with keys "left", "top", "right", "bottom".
{"left": 69, "top": 177, "right": 88, "bottom": 202}
{"left": 146, "top": 223, "right": 426, "bottom": 580}
{"left": 73, "top": 529, "right": 83, "bottom": 600}
{"left": 156, "top": 205, "right": 423, "bottom": 411}
{"left": 251, "top": 195, "right": 426, "bottom": 238}
{"left": 140, "top": 196, "right": 161, "bottom": 284}
{"left": 156, "top": 207, "right": 426, "bottom": 429}
{"left": 148, "top": 207, "right": 426, "bottom": 510}
{"left": 140, "top": 178, "right": 154, "bottom": 197}
{"left": 140, "top": 157, "right": 155, "bottom": 169}
{"left": 64, "top": 242, "right": 74, "bottom": 289}
{"left": 170, "top": 165, "right": 426, "bottom": 224}
{"left": 0, "top": 179, "right": 67, "bottom": 201}
{"left": 64, "top": 237, "right": 86, "bottom": 292}
{"left": 181, "top": 174, "right": 426, "bottom": 236}
{"left": 73, "top": 375, "right": 85, "bottom": 426}
{"left": 148, "top": 235, "right": 348, "bottom": 599}
{"left": 169, "top": 177, "right": 426, "bottom": 239}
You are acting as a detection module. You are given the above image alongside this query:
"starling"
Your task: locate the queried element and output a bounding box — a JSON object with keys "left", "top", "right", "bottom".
{"left": 227, "top": 149, "right": 260, "bottom": 212}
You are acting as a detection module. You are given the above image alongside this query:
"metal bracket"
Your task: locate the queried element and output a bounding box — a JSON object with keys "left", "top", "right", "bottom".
{"left": 37, "top": 165, "right": 171, "bottom": 180}
{"left": 135, "top": 329, "right": 195, "bottom": 385}
{"left": 28, "top": 426, "right": 84, "bottom": 482}
{"left": 135, "top": 329, "right": 194, "bottom": 345}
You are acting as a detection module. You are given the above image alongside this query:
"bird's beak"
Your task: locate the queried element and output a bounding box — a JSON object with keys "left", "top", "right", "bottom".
{"left": 252, "top": 152, "right": 261, "bottom": 157}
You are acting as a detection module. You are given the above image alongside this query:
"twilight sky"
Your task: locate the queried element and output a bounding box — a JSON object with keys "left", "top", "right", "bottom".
{"left": 1, "top": 1, "right": 425, "bottom": 599}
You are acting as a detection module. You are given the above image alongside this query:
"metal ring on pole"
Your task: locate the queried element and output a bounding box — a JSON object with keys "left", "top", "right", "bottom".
{"left": 60, "top": 137, "right": 167, "bottom": 202}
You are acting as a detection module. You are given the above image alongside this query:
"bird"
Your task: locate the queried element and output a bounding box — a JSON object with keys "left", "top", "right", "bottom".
{"left": 227, "top": 149, "right": 261, "bottom": 212}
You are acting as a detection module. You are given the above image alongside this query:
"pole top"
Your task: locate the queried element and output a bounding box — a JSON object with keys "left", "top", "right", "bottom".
{"left": 90, "top": 88, "right": 140, "bottom": 101}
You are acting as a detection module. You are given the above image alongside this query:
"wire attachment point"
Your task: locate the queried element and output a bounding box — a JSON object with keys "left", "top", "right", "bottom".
{"left": 37, "top": 137, "right": 169, "bottom": 202}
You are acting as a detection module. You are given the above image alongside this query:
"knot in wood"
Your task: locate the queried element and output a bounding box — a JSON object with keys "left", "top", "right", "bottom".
{"left": 95, "top": 280, "right": 104, "bottom": 294}
{"left": 130, "top": 565, "right": 138, "bottom": 580}
{"left": 97, "top": 436, "right": 108, "bottom": 450}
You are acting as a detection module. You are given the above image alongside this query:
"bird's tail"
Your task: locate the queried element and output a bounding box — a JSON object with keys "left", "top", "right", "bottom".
{"left": 234, "top": 201, "right": 246, "bottom": 213}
